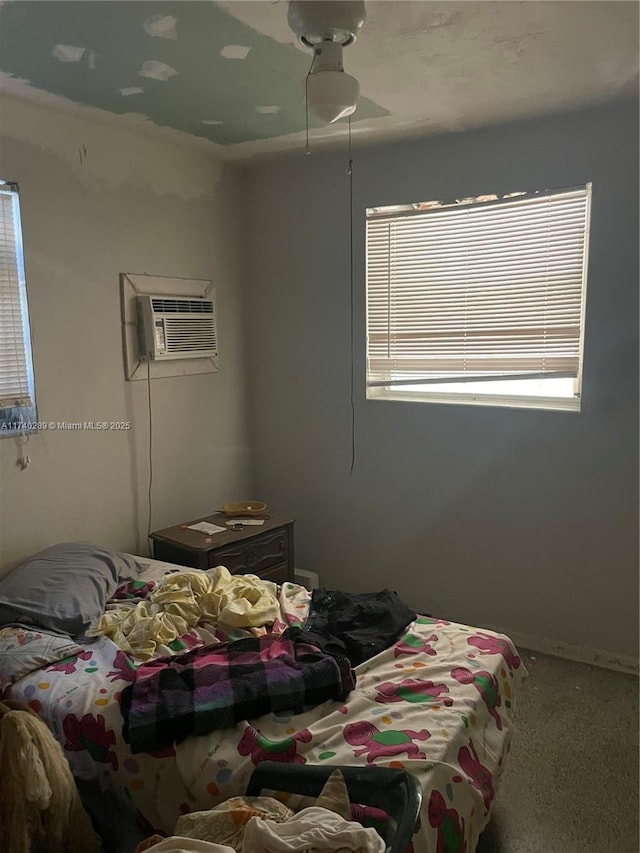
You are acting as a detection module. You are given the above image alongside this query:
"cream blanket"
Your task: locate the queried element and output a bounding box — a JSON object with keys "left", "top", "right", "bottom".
{"left": 242, "top": 806, "right": 386, "bottom": 852}
{"left": 89, "top": 567, "right": 280, "bottom": 659}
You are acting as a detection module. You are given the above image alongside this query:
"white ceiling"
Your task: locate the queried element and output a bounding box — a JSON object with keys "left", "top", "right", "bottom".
{"left": 223, "top": 0, "right": 639, "bottom": 157}
{"left": 1, "top": 1, "right": 637, "bottom": 160}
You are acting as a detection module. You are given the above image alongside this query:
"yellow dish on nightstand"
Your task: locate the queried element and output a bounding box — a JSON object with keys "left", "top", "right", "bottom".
{"left": 223, "top": 501, "right": 268, "bottom": 517}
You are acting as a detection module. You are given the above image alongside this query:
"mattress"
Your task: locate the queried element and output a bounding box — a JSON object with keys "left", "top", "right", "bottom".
{"left": 7, "top": 557, "right": 526, "bottom": 852}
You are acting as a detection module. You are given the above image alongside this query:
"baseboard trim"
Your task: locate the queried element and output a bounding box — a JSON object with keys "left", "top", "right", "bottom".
{"left": 489, "top": 626, "right": 639, "bottom": 676}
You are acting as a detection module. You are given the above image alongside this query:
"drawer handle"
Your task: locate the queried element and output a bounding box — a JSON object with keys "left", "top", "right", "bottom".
{"left": 278, "top": 539, "right": 284, "bottom": 553}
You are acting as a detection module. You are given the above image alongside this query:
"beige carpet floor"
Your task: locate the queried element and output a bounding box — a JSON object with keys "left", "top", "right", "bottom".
{"left": 477, "top": 650, "right": 639, "bottom": 853}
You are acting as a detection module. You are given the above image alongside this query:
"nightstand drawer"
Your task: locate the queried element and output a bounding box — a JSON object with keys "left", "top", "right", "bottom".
{"left": 211, "top": 527, "right": 289, "bottom": 575}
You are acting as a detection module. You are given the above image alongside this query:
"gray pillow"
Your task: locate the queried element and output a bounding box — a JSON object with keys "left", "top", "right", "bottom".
{"left": 0, "top": 542, "right": 142, "bottom": 637}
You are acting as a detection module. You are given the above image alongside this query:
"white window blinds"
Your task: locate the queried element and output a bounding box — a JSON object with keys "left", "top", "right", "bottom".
{"left": 366, "top": 186, "right": 591, "bottom": 389}
{"left": 0, "top": 185, "right": 33, "bottom": 408}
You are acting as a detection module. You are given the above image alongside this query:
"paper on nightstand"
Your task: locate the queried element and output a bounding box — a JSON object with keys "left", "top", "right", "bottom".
{"left": 187, "top": 521, "right": 227, "bottom": 535}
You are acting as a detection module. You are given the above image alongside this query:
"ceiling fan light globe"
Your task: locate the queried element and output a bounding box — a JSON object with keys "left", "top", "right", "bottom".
{"left": 307, "top": 70, "right": 360, "bottom": 124}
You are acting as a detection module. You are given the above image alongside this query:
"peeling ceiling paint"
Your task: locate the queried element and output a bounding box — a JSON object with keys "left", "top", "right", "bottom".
{"left": 52, "top": 44, "right": 86, "bottom": 64}
{"left": 221, "top": 44, "right": 251, "bottom": 60}
{"left": 143, "top": 14, "right": 178, "bottom": 40}
{"left": 0, "top": 0, "right": 387, "bottom": 147}
{"left": 0, "top": 1, "right": 637, "bottom": 159}
{"left": 139, "top": 60, "right": 179, "bottom": 82}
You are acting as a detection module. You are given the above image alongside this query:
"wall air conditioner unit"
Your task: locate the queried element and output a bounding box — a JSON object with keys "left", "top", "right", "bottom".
{"left": 137, "top": 294, "right": 218, "bottom": 362}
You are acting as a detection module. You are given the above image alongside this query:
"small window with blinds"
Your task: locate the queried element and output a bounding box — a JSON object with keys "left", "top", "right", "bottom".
{"left": 366, "top": 184, "right": 591, "bottom": 411}
{"left": 0, "top": 181, "right": 37, "bottom": 435}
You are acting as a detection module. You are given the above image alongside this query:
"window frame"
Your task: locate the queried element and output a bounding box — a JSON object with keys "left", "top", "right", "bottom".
{"left": 0, "top": 180, "right": 38, "bottom": 436}
{"left": 365, "top": 182, "right": 592, "bottom": 412}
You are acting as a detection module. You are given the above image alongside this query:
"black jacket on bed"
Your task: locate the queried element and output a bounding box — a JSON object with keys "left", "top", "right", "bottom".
{"left": 287, "top": 587, "right": 417, "bottom": 667}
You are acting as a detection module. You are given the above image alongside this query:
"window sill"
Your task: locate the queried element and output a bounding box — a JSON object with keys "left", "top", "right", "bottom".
{"left": 366, "top": 388, "right": 581, "bottom": 413}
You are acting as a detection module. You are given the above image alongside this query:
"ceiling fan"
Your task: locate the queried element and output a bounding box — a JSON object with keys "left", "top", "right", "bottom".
{"left": 287, "top": 0, "right": 366, "bottom": 124}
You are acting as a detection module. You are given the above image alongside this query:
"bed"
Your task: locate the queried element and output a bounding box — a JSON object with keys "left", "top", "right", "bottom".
{"left": 0, "top": 547, "right": 526, "bottom": 852}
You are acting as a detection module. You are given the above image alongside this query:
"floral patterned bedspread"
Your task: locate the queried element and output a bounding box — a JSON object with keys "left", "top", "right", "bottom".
{"left": 8, "top": 560, "right": 526, "bottom": 852}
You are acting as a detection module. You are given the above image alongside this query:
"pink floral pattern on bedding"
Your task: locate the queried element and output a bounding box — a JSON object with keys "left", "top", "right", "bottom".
{"left": 46, "top": 649, "right": 93, "bottom": 675}
{"left": 237, "top": 725, "right": 313, "bottom": 765}
{"left": 112, "top": 579, "right": 158, "bottom": 600}
{"left": 8, "top": 570, "right": 526, "bottom": 853}
{"left": 63, "top": 712, "right": 119, "bottom": 770}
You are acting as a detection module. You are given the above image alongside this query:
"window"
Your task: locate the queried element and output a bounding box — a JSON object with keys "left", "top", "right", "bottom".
{"left": 366, "top": 185, "right": 591, "bottom": 411}
{"left": 0, "top": 181, "right": 37, "bottom": 434}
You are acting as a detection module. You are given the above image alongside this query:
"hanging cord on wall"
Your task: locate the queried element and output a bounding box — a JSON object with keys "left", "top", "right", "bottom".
{"left": 304, "top": 63, "right": 356, "bottom": 468}
{"left": 304, "top": 53, "right": 314, "bottom": 155}
{"left": 146, "top": 356, "right": 154, "bottom": 550}
{"left": 348, "top": 115, "right": 356, "bottom": 474}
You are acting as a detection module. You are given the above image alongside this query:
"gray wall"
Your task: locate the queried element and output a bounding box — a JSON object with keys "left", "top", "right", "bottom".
{"left": 245, "top": 99, "right": 639, "bottom": 658}
{"left": 0, "top": 95, "right": 252, "bottom": 572}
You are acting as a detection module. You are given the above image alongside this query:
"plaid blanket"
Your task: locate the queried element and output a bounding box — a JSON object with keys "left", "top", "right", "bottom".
{"left": 120, "top": 633, "right": 355, "bottom": 753}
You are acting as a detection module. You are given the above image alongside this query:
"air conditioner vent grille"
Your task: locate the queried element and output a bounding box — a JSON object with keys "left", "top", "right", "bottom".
{"left": 151, "top": 298, "right": 213, "bottom": 314}
{"left": 165, "top": 318, "right": 217, "bottom": 353}
{"left": 137, "top": 293, "right": 219, "bottom": 362}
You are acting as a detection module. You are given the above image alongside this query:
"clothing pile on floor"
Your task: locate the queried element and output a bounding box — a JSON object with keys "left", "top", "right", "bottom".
{"left": 133, "top": 769, "right": 385, "bottom": 853}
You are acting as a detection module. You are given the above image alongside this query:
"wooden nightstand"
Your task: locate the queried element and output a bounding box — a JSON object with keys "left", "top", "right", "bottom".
{"left": 150, "top": 512, "right": 295, "bottom": 585}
